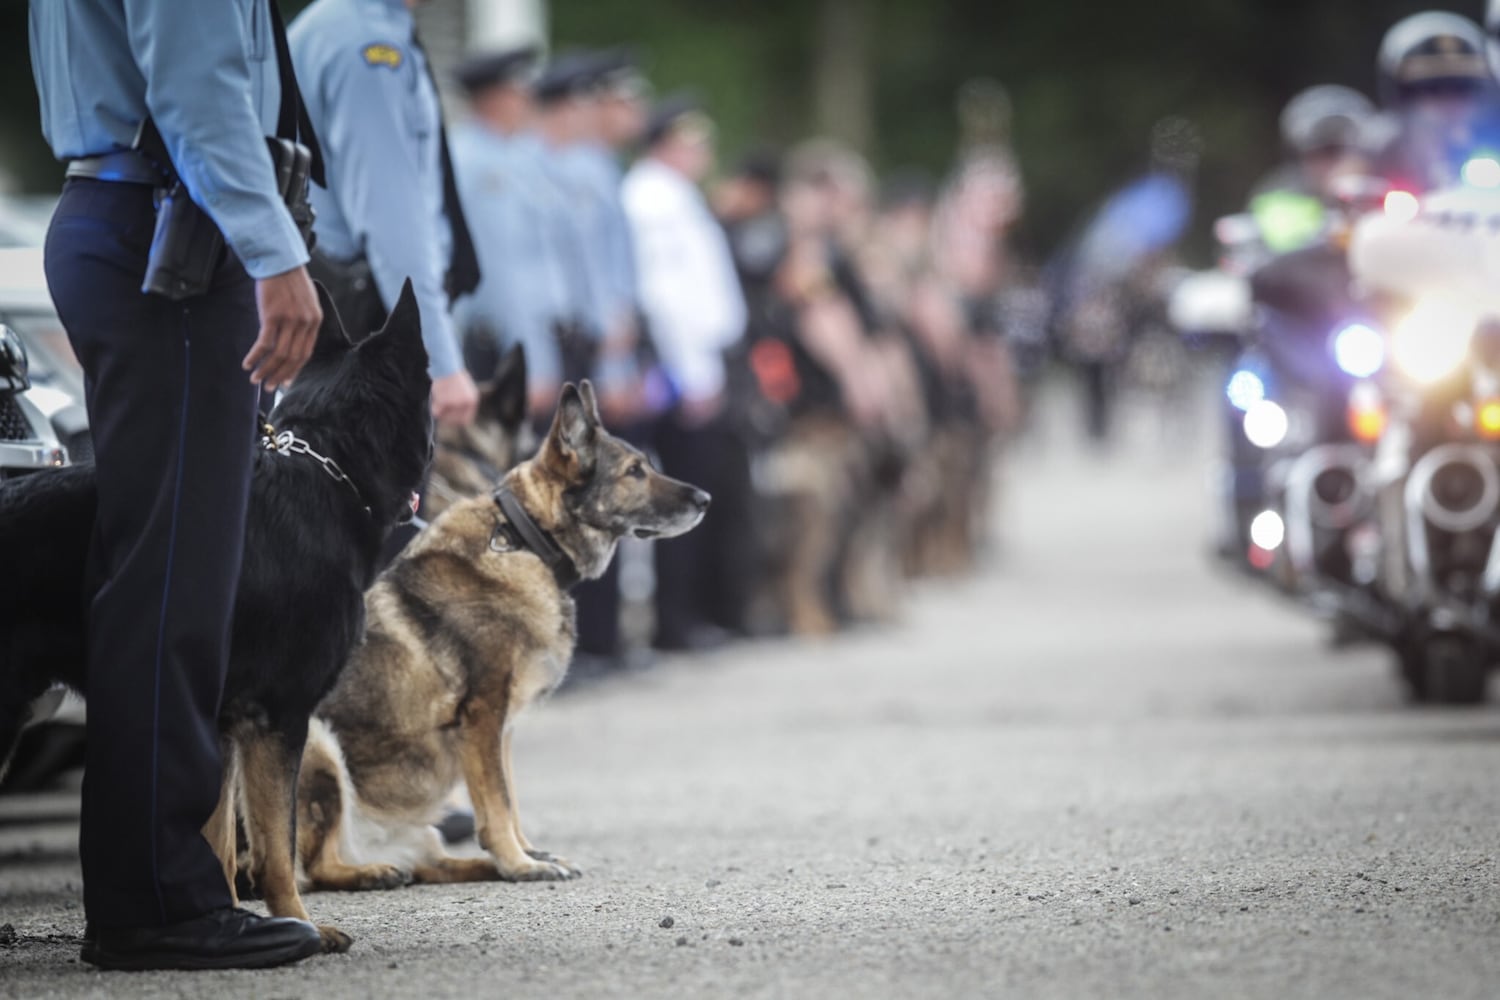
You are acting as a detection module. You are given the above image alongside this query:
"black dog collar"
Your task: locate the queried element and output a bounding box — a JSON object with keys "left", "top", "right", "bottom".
{"left": 491, "top": 486, "right": 581, "bottom": 590}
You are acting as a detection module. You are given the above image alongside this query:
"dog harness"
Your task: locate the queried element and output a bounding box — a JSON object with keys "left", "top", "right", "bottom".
{"left": 490, "top": 486, "right": 581, "bottom": 590}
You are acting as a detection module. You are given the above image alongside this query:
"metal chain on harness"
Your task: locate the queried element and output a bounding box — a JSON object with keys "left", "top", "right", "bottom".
{"left": 260, "top": 421, "right": 372, "bottom": 517}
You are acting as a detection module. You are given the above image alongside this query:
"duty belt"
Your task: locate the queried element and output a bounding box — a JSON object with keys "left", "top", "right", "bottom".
{"left": 65, "top": 150, "right": 164, "bottom": 187}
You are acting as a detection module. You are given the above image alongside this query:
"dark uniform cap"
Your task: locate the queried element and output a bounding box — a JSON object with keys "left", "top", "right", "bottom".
{"left": 644, "top": 92, "right": 710, "bottom": 148}
{"left": 533, "top": 51, "right": 600, "bottom": 104}
{"left": 453, "top": 45, "right": 542, "bottom": 95}
{"left": 589, "top": 47, "right": 649, "bottom": 96}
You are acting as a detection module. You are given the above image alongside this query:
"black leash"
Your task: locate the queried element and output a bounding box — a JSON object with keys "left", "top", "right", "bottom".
{"left": 268, "top": 0, "right": 325, "bottom": 186}
{"left": 410, "top": 29, "right": 481, "bottom": 303}
{"left": 490, "top": 486, "right": 581, "bottom": 590}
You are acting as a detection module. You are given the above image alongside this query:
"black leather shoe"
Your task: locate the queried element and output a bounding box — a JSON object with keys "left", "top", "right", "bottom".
{"left": 81, "top": 907, "right": 323, "bottom": 971}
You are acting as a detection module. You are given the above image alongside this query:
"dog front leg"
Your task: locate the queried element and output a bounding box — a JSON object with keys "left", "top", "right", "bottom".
{"left": 501, "top": 726, "right": 581, "bottom": 877}
{"left": 458, "top": 703, "right": 571, "bottom": 881}
{"left": 240, "top": 722, "right": 353, "bottom": 953}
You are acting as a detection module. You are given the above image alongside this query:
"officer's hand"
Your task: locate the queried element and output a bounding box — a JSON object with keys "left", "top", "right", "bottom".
{"left": 432, "top": 370, "right": 480, "bottom": 428}
{"left": 246, "top": 266, "right": 322, "bottom": 391}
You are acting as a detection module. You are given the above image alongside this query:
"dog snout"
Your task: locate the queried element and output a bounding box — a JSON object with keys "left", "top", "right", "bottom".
{"left": 690, "top": 489, "right": 711, "bottom": 513}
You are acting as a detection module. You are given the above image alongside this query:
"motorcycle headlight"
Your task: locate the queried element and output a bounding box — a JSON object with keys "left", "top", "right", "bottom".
{"left": 1244, "top": 399, "right": 1289, "bottom": 449}
{"left": 1331, "top": 323, "right": 1384, "bottom": 378}
{"left": 1225, "top": 368, "right": 1265, "bottom": 411}
{"left": 1390, "top": 299, "right": 1476, "bottom": 385}
{"left": 1249, "top": 509, "right": 1285, "bottom": 551}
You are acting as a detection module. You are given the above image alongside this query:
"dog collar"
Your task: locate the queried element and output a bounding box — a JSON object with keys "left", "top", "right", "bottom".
{"left": 491, "top": 486, "right": 581, "bottom": 590}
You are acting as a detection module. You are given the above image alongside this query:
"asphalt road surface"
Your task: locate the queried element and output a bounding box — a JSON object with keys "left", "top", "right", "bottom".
{"left": 3, "top": 383, "right": 1499, "bottom": 999}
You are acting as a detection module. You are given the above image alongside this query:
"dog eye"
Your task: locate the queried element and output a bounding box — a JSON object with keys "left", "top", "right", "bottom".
{"left": 626, "top": 462, "right": 646, "bottom": 480}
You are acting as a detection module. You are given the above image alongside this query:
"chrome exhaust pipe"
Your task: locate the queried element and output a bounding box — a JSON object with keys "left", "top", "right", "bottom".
{"left": 1403, "top": 444, "right": 1500, "bottom": 599}
{"left": 1406, "top": 444, "right": 1500, "bottom": 535}
{"left": 1283, "top": 445, "right": 1373, "bottom": 575}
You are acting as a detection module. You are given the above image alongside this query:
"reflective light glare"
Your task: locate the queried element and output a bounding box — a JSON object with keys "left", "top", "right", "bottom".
{"left": 1243, "top": 400, "right": 1290, "bottom": 449}
{"left": 1225, "top": 369, "right": 1265, "bottom": 411}
{"left": 1390, "top": 299, "right": 1476, "bottom": 384}
{"left": 1349, "top": 403, "right": 1387, "bottom": 443}
{"left": 1383, "top": 189, "right": 1420, "bottom": 222}
{"left": 1463, "top": 156, "right": 1500, "bottom": 188}
{"left": 1479, "top": 401, "right": 1500, "bottom": 437}
{"left": 1249, "top": 510, "right": 1286, "bottom": 552}
{"left": 1332, "top": 323, "right": 1384, "bottom": 378}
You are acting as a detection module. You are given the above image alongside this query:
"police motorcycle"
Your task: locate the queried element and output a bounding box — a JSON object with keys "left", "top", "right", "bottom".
{"left": 1218, "top": 229, "right": 1393, "bottom": 640}
{"left": 1349, "top": 174, "right": 1500, "bottom": 703}
{"left": 0, "top": 246, "right": 82, "bottom": 480}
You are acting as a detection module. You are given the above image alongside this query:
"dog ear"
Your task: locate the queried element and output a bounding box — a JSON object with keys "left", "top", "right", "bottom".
{"left": 370, "top": 278, "right": 430, "bottom": 369}
{"left": 309, "top": 281, "right": 353, "bottom": 363}
{"left": 577, "top": 379, "right": 603, "bottom": 428}
{"left": 542, "top": 382, "right": 597, "bottom": 476}
{"left": 482, "top": 344, "right": 528, "bottom": 430}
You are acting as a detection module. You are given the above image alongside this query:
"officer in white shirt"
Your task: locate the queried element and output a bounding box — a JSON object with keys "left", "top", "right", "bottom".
{"left": 622, "top": 96, "right": 752, "bottom": 649}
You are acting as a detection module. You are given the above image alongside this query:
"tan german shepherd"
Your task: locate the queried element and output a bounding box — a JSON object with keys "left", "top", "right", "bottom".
{"left": 293, "top": 381, "right": 709, "bottom": 887}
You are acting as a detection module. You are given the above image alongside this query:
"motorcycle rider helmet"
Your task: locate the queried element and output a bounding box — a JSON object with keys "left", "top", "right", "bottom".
{"left": 0, "top": 324, "right": 29, "bottom": 394}
{"left": 1279, "top": 85, "right": 1375, "bottom": 155}
{"left": 1377, "top": 12, "right": 1494, "bottom": 108}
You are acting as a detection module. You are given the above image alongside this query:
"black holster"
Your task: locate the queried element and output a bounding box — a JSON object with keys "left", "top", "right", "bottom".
{"left": 137, "top": 122, "right": 318, "bottom": 301}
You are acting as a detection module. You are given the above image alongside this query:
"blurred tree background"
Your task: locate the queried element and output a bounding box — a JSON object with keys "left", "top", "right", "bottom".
{"left": 0, "top": 0, "right": 1487, "bottom": 262}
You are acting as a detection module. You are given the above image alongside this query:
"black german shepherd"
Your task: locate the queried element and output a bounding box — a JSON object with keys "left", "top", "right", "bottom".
{"left": 0, "top": 280, "right": 433, "bottom": 953}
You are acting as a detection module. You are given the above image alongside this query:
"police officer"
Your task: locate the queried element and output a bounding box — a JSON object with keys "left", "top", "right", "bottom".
{"left": 531, "top": 54, "right": 614, "bottom": 392}
{"left": 449, "top": 46, "right": 572, "bottom": 414}
{"left": 29, "top": 0, "right": 324, "bottom": 969}
{"left": 1375, "top": 11, "right": 1500, "bottom": 192}
{"left": 289, "top": 0, "right": 480, "bottom": 427}
{"left": 554, "top": 50, "right": 651, "bottom": 424}
{"left": 624, "top": 96, "right": 751, "bottom": 649}
{"left": 1248, "top": 85, "right": 1375, "bottom": 253}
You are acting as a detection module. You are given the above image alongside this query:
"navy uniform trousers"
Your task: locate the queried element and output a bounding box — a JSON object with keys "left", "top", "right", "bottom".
{"left": 44, "top": 178, "right": 261, "bottom": 928}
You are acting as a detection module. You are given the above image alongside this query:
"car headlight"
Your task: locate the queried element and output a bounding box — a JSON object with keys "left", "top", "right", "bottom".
{"left": 1244, "top": 399, "right": 1289, "bottom": 449}
{"left": 1390, "top": 299, "right": 1476, "bottom": 384}
{"left": 1331, "top": 322, "right": 1384, "bottom": 378}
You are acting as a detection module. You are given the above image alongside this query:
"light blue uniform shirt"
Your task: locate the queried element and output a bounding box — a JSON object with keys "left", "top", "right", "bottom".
{"left": 558, "top": 143, "right": 639, "bottom": 333}
{"left": 450, "top": 123, "right": 569, "bottom": 385}
{"left": 289, "top": 0, "right": 462, "bottom": 377}
{"left": 28, "top": 0, "right": 308, "bottom": 279}
{"left": 525, "top": 136, "right": 607, "bottom": 339}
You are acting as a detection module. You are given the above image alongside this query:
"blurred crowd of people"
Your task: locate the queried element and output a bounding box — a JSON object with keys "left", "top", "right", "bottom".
{"left": 442, "top": 45, "right": 1026, "bottom": 668}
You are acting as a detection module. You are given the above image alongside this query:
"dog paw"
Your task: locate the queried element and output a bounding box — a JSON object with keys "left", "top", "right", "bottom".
{"left": 318, "top": 925, "right": 354, "bottom": 953}
{"left": 359, "top": 864, "right": 413, "bottom": 891}
{"left": 499, "top": 857, "right": 575, "bottom": 882}
{"left": 526, "top": 849, "right": 583, "bottom": 879}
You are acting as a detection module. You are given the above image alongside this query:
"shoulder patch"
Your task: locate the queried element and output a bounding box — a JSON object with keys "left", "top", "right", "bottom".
{"left": 363, "top": 43, "right": 403, "bottom": 69}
